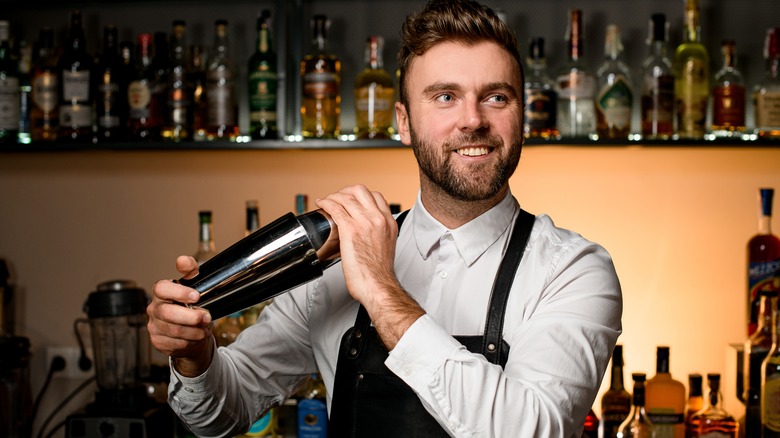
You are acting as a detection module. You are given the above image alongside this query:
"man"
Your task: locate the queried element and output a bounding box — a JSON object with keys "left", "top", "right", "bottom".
{"left": 147, "top": 1, "right": 622, "bottom": 436}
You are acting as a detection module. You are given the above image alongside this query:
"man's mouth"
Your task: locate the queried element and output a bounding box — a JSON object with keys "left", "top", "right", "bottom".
{"left": 455, "top": 146, "right": 491, "bottom": 157}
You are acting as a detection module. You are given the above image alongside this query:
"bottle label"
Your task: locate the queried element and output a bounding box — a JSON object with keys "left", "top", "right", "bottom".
{"left": 597, "top": 77, "right": 633, "bottom": 130}
{"left": 168, "top": 88, "right": 191, "bottom": 126}
{"left": 755, "top": 90, "right": 780, "bottom": 128}
{"left": 557, "top": 71, "right": 595, "bottom": 98}
{"left": 303, "top": 71, "right": 339, "bottom": 98}
{"left": 647, "top": 410, "right": 683, "bottom": 438}
{"left": 712, "top": 85, "right": 746, "bottom": 127}
{"left": 355, "top": 85, "right": 394, "bottom": 129}
{"left": 641, "top": 74, "right": 674, "bottom": 135}
{"left": 128, "top": 80, "right": 151, "bottom": 120}
{"left": 98, "top": 81, "right": 121, "bottom": 128}
{"left": 62, "top": 70, "right": 90, "bottom": 102}
{"left": 206, "top": 70, "right": 236, "bottom": 126}
{"left": 675, "top": 58, "right": 708, "bottom": 136}
{"left": 749, "top": 259, "right": 780, "bottom": 318}
{"left": 32, "top": 72, "right": 58, "bottom": 112}
{"left": 297, "top": 398, "right": 327, "bottom": 438}
{"left": 248, "top": 70, "right": 277, "bottom": 122}
{"left": 59, "top": 103, "right": 92, "bottom": 128}
{"left": 525, "top": 88, "right": 557, "bottom": 130}
{"left": 0, "top": 77, "right": 20, "bottom": 130}
{"left": 243, "top": 410, "right": 275, "bottom": 436}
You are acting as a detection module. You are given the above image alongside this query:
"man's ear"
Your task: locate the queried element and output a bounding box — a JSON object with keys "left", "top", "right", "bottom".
{"left": 395, "top": 102, "right": 411, "bottom": 145}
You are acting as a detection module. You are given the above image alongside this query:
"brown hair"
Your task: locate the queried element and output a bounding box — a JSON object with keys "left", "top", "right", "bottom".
{"left": 397, "top": 0, "right": 523, "bottom": 106}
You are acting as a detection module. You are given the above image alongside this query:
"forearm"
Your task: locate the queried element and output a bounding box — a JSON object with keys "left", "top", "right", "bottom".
{"left": 363, "top": 280, "right": 426, "bottom": 351}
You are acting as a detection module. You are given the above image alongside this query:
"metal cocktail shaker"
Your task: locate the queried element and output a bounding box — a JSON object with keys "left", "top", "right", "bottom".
{"left": 178, "top": 209, "right": 339, "bottom": 320}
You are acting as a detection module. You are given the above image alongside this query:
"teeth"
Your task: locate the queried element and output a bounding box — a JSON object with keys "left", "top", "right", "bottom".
{"left": 456, "top": 147, "right": 489, "bottom": 157}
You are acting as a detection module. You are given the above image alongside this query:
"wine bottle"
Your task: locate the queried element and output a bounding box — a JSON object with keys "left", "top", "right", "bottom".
{"left": 58, "top": 10, "right": 94, "bottom": 143}
{"left": 640, "top": 13, "right": 674, "bottom": 140}
{"left": 557, "top": 9, "right": 595, "bottom": 138}
{"left": 674, "top": 0, "right": 709, "bottom": 139}
{"left": 248, "top": 10, "right": 278, "bottom": 140}
{"left": 127, "top": 33, "right": 161, "bottom": 140}
{"left": 162, "top": 20, "right": 192, "bottom": 142}
{"left": 747, "top": 188, "right": 780, "bottom": 335}
{"left": 354, "top": 35, "right": 394, "bottom": 139}
{"left": 595, "top": 24, "right": 633, "bottom": 139}
{"left": 601, "top": 344, "right": 631, "bottom": 437}
{"left": 300, "top": 15, "right": 341, "bottom": 139}
{"left": 645, "top": 346, "right": 685, "bottom": 438}
{"left": 95, "top": 25, "right": 128, "bottom": 142}
{"left": 0, "top": 20, "right": 20, "bottom": 144}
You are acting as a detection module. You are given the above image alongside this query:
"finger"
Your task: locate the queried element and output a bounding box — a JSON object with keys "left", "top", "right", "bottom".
{"left": 153, "top": 279, "right": 201, "bottom": 304}
{"left": 151, "top": 298, "right": 211, "bottom": 327}
{"left": 176, "top": 255, "right": 200, "bottom": 278}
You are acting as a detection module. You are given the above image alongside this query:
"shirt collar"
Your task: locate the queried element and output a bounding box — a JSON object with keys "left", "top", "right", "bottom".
{"left": 410, "top": 189, "right": 518, "bottom": 266}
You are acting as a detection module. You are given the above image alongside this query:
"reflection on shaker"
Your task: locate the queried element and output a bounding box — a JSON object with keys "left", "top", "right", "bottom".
{"left": 178, "top": 209, "right": 339, "bottom": 320}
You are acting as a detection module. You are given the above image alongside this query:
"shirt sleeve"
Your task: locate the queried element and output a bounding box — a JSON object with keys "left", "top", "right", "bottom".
{"left": 167, "top": 285, "right": 319, "bottom": 437}
{"left": 385, "top": 236, "right": 623, "bottom": 438}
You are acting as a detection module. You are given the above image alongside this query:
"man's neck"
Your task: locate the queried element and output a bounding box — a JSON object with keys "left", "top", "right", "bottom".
{"left": 419, "top": 178, "right": 508, "bottom": 229}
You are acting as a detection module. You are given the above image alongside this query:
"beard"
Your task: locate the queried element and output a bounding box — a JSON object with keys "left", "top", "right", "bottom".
{"left": 410, "top": 127, "right": 522, "bottom": 202}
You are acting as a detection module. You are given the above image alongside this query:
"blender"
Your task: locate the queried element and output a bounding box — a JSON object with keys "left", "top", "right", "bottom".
{"left": 66, "top": 280, "right": 171, "bottom": 438}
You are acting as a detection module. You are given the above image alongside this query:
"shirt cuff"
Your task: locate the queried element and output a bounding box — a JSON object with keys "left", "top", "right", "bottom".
{"left": 169, "top": 340, "right": 221, "bottom": 402}
{"left": 385, "top": 314, "right": 465, "bottom": 390}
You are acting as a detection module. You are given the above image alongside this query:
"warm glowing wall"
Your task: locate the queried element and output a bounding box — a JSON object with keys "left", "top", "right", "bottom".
{"left": 1, "top": 145, "right": 778, "bottom": 425}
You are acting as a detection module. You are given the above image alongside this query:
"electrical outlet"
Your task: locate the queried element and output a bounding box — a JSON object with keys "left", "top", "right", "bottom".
{"left": 45, "top": 346, "right": 94, "bottom": 379}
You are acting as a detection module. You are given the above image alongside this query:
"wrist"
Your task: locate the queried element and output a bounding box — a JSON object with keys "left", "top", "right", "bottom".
{"left": 172, "top": 339, "right": 214, "bottom": 378}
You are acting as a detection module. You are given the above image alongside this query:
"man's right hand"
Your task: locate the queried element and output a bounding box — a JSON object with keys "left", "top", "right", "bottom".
{"left": 147, "top": 255, "right": 214, "bottom": 377}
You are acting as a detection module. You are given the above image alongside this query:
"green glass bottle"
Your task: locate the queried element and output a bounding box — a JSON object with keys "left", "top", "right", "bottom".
{"left": 248, "top": 10, "right": 278, "bottom": 140}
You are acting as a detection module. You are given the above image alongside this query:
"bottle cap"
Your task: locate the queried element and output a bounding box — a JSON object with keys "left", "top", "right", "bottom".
{"left": 649, "top": 13, "right": 667, "bottom": 43}
{"left": 760, "top": 188, "right": 774, "bottom": 216}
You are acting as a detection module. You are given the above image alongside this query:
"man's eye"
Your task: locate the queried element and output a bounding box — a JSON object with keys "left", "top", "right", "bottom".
{"left": 436, "top": 94, "right": 454, "bottom": 103}
{"left": 488, "top": 94, "right": 508, "bottom": 103}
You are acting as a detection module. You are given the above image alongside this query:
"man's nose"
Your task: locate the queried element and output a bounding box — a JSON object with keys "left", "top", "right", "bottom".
{"left": 459, "top": 99, "right": 488, "bottom": 132}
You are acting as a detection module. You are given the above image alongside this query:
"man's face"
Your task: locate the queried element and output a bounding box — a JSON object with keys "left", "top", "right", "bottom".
{"left": 396, "top": 40, "right": 524, "bottom": 202}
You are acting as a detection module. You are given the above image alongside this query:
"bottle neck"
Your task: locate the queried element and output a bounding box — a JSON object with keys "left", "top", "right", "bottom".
{"left": 757, "top": 295, "right": 776, "bottom": 333}
{"left": 199, "top": 221, "right": 214, "bottom": 247}
{"left": 313, "top": 35, "right": 326, "bottom": 53}
{"left": 650, "top": 40, "right": 667, "bottom": 58}
{"left": 768, "top": 57, "right": 780, "bottom": 79}
{"left": 704, "top": 380, "right": 723, "bottom": 409}
{"left": 257, "top": 27, "right": 271, "bottom": 54}
{"left": 610, "top": 363, "right": 625, "bottom": 389}
{"left": 684, "top": 10, "right": 701, "bottom": 43}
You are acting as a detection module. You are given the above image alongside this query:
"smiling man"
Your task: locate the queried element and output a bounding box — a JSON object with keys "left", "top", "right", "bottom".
{"left": 147, "top": 1, "right": 622, "bottom": 437}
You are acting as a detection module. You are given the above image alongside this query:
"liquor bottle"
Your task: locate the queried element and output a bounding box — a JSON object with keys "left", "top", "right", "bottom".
{"left": 206, "top": 20, "right": 238, "bottom": 141}
{"left": 763, "top": 289, "right": 780, "bottom": 437}
{"left": 557, "top": 9, "right": 596, "bottom": 138}
{"left": 95, "top": 25, "right": 128, "bottom": 142}
{"left": 295, "top": 193, "right": 308, "bottom": 215}
{"left": 582, "top": 408, "right": 599, "bottom": 438}
{"left": 601, "top": 344, "right": 631, "bottom": 438}
{"left": 754, "top": 28, "right": 780, "bottom": 139}
{"left": 687, "top": 374, "right": 737, "bottom": 437}
{"left": 748, "top": 188, "right": 780, "bottom": 335}
{"left": 194, "top": 210, "right": 217, "bottom": 264}
{"left": 30, "top": 27, "right": 59, "bottom": 142}
{"left": 744, "top": 290, "right": 777, "bottom": 437}
{"left": 354, "top": 35, "right": 394, "bottom": 139}
{"left": 595, "top": 24, "right": 633, "bottom": 139}
{"left": 188, "top": 45, "right": 208, "bottom": 141}
{"left": 58, "top": 10, "right": 94, "bottom": 143}
{"left": 300, "top": 15, "right": 341, "bottom": 139}
{"left": 710, "top": 40, "right": 746, "bottom": 137}
{"left": 524, "top": 37, "right": 559, "bottom": 139}
{"left": 151, "top": 31, "right": 169, "bottom": 138}
{"left": 162, "top": 20, "right": 192, "bottom": 142}
{"left": 640, "top": 13, "right": 675, "bottom": 140}
{"left": 684, "top": 374, "right": 703, "bottom": 438}
{"left": 297, "top": 373, "right": 328, "bottom": 437}
{"left": 617, "top": 373, "right": 656, "bottom": 438}
{"left": 248, "top": 10, "right": 278, "bottom": 140}
{"left": 0, "top": 20, "right": 20, "bottom": 144}
{"left": 674, "top": 0, "right": 709, "bottom": 139}
{"left": 127, "top": 33, "right": 161, "bottom": 140}
{"left": 645, "top": 346, "right": 685, "bottom": 438}
{"left": 17, "top": 39, "right": 32, "bottom": 144}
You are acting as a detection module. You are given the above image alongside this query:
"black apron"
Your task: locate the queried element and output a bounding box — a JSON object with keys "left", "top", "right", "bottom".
{"left": 328, "top": 208, "right": 535, "bottom": 437}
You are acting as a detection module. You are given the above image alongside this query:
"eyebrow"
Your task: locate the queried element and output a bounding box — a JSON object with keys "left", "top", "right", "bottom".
{"left": 422, "top": 81, "right": 520, "bottom": 99}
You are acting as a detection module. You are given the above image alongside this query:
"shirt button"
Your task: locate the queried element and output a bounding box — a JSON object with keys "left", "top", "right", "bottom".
{"left": 184, "top": 387, "right": 194, "bottom": 393}
{"left": 439, "top": 271, "right": 448, "bottom": 279}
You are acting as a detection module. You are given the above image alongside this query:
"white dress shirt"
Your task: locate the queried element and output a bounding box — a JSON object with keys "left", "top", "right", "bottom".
{"left": 168, "top": 190, "right": 623, "bottom": 438}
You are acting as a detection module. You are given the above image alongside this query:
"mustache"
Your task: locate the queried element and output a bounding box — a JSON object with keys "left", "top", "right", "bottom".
{"left": 444, "top": 132, "right": 504, "bottom": 150}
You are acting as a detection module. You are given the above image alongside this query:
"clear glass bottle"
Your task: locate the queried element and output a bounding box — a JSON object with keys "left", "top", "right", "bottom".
{"left": 602, "top": 344, "right": 631, "bottom": 438}
{"left": 745, "top": 290, "right": 777, "bottom": 437}
{"left": 206, "top": 19, "right": 238, "bottom": 141}
{"left": 748, "top": 188, "right": 780, "bottom": 336}
{"left": 194, "top": 210, "right": 217, "bottom": 264}
{"left": 674, "top": 0, "right": 710, "bottom": 139}
{"left": 596, "top": 24, "right": 633, "bottom": 140}
{"left": 754, "top": 27, "right": 780, "bottom": 139}
{"left": 354, "top": 35, "right": 394, "bottom": 139}
{"left": 95, "top": 25, "right": 127, "bottom": 142}
{"left": 557, "top": 9, "right": 595, "bottom": 139}
{"left": 162, "top": 20, "right": 192, "bottom": 142}
{"left": 0, "top": 20, "right": 20, "bottom": 144}
{"left": 640, "top": 13, "right": 675, "bottom": 140}
{"left": 248, "top": 10, "right": 278, "bottom": 140}
{"left": 300, "top": 15, "right": 341, "bottom": 139}
{"left": 617, "top": 373, "right": 656, "bottom": 438}
{"left": 188, "top": 45, "right": 208, "bottom": 141}
{"left": 524, "top": 37, "right": 559, "bottom": 139}
{"left": 645, "top": 346, "right": 685, "bottom": 438}
{"left": 688, "top": 374, "right": 737, "bottom": 437}
{"left": 30, "top": 27, "right": 59, "bottom": 142}
{"left": 57, "top": 10, "right": 94, "bottom": 143}
{"left": 711, "top": 40, "right": 746, "bottom": 137}
{"left": 17, "top": 39, "right": 32, "bottom": 145}
{"left": 684, "top": 373, "right": 703, "bottom": 438}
